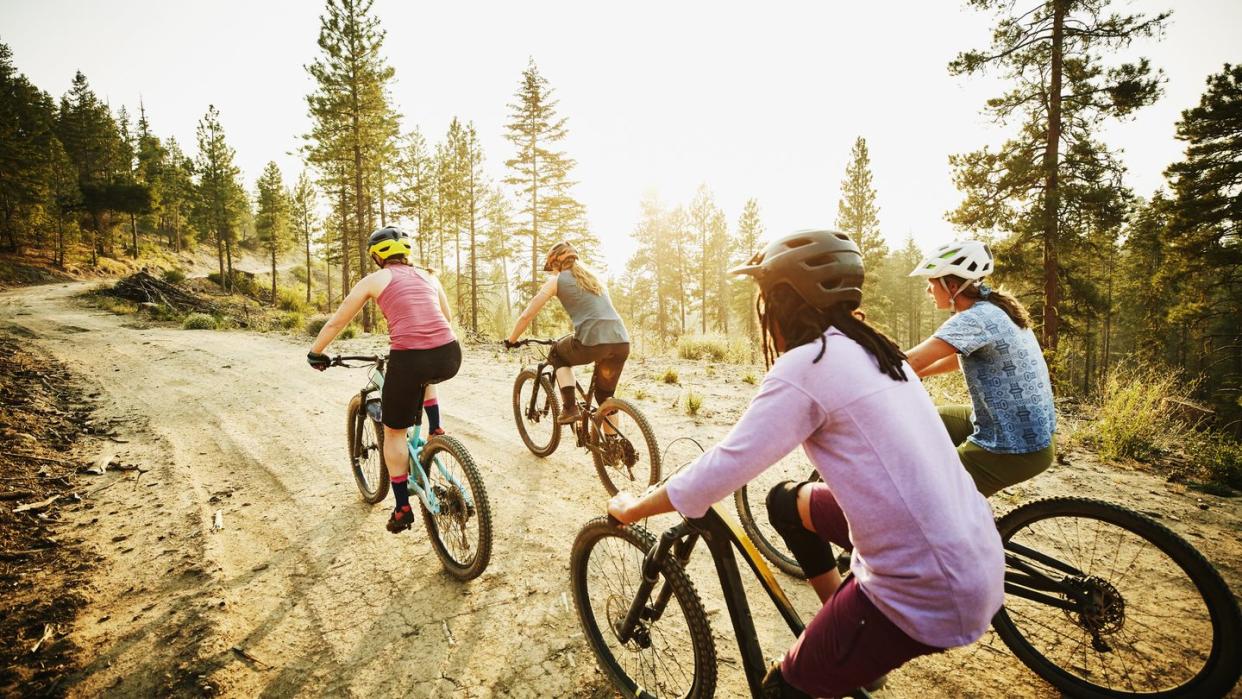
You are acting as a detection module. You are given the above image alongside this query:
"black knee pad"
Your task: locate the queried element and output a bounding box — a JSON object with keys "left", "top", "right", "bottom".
{"left": 766, "top": 481, "right": 834, "bottom": 578}
{"left": 761, "top": 662, "right": 812, "bottom": 698}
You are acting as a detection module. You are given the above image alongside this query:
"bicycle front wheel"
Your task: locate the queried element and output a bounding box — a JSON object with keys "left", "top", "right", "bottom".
{"left": 993, "top": 497, "right": 1242, "bottom": 698}
{"left": 346, "top": 394, "right": 388, "bottom": 504}
{"left": 591, "top": 397, "right": 661, "bottom": 496}
{"left": 570, "top": 518, "right": 716, "bottom": 698}
{"left": 512, "top": 368, "right": 561, "bottom": 457}
{"left": 418, "top": 434, "right": 493, "bottom": 581}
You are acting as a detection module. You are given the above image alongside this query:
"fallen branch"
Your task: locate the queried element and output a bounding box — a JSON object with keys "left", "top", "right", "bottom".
{"left": 30, "top": 624, "right": 54, "bottom": 654}
{"left": 231, "top": 645, "right": 269, "bottom": 668}
{"left": 0, "top": 490, "right": 36, "bottom": 501}
{"left": 13, "top": 494, "right": 61, "bottom": 513}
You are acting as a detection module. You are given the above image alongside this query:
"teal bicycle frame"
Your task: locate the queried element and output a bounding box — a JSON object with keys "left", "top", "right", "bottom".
{"left": 358, "top": 357, "right": 474, "bottom": 516}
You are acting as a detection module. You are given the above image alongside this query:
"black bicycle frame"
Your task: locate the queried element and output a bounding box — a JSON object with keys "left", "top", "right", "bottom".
{"left": 527, "top": 358, "right": 632, "bottom": 456}
{"left": 615, "top": 506, "right": 872, "bottom": 699}
{"left": 1001, "top": 541, "right": 1088, "bottom": 613}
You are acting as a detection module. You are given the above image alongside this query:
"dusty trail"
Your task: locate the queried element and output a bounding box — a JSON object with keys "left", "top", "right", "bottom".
{"left": 2, "top": 282, "right": 1238, "bottom": 698}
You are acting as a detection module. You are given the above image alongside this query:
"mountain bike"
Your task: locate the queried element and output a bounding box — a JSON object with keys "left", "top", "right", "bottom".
{"left": 576, "top": 482, "right": 1242, "bottom": 696}
{"left": 507, "top": 337, "right": 660, "bottom": 495}
{"left": 336, "top": 354, "right": 493, "bottom": 581}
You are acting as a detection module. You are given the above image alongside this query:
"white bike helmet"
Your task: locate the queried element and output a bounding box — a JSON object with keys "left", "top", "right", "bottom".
{"left": 908, "top": 240, "right": 993, "bottom": 281}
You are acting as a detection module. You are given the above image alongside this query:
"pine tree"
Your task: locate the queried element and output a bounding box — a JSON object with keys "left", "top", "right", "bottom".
{"left": 57, "top": 71, "right": 125, "bottom": 265}
{"left": 291, "top": 171, "right": 320, "bottom": 304}
{"left": 0, "top": 43, "right": 57, "bottom": 253}
{"left": 731, "top": 198, "right": 765, "bottom": 345}
{"left": 158, "top": 137, "right": 194, "bottom": 252}
{"left": 133, "top": 101, "right": 166, "bottom": 256}
{"left": 255, "top": 162, "right": 291, "bottom": 305}
{"left": 1163, "top": 64, "right": 1242, "bottom": 424}
{"left": 950, "top": 0, "right": 1168, "bottom": 357}
{"left": 835, "top": 136, "right": 890, "bottom": 324}
{"left": 192, "top": 105, "right": 245, "bottom": 291}
{"left": 305, "top": 0, "right": 396, "bottom": 326}
{"left": 503, "top": 59, "right": 588, "bottom": 333}
{"left": 688, "top": 184, "right": 726, "bottom": 333}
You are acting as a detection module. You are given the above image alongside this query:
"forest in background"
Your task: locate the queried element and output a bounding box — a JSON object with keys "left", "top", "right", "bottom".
{"left": 0, "top": 1, "right": 1239, "bottom": 449}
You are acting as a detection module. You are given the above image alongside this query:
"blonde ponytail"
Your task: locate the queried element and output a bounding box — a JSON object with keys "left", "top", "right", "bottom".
{"left": 569, "top": 261, "right": 605, "bottom": 296}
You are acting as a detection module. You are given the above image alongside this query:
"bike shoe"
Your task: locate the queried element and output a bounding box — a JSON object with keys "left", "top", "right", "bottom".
{"left": 386, "top": 505, "right": 415, "bottom": 534}
{"left": 865, "top": 672, "right": 889, "bottom": 692}
{"left": 429, "top": 428, "right": 446, "bottom": 437}
{"left": 556, "top": 404, "right": 580, "bottom": 424}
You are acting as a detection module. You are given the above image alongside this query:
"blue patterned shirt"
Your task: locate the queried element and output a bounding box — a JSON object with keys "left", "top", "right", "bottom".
{"left": 934, "top": 301, "right": 1055, "bottom": 453}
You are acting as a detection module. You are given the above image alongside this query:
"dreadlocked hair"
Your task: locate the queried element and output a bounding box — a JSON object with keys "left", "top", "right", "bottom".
{"left": 757, "top": 284, "right": 908, "bottom": 381}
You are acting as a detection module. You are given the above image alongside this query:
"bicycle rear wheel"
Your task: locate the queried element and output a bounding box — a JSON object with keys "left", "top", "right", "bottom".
{"left": 993, "top": 497, "right": 1241, "bottom": 698}
{"left": 346, "top": 394, "right": 388, "bottom": 504}
{"left": 570, "top": 518, "right": 716, "bottom": 698}
{"left": 512, "top": 368, "right": 561, "bottom": 457}
{"left": 418, "top": 434, "right": 493, "bottom": 581}
{"left": 734, "top": 463, "right": 822, "bottom": 579}
{"left": 591, "top": 397, "right": 661, "bottom": 496}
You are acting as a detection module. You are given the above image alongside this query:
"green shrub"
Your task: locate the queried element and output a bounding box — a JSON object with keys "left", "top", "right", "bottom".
{"left": 279, "top": 312, "right": 305, "bottom": 330}
{"left": 742, "top": 372, "right": 757, "bottom": 385}
{"left": 162, "top": 268, "right": 187, "bottom": 284}
{"left": 661, "top": 367, "right": 679, "bottom": 385}
{"left": 633, "top": 387, "right": 649, "bottom": 401}
{"left": 684, "top": 390, "right": 703, "bottom": 416}
{"left": 339, "top": 323, "right": 358, "bottom": 340}
{"left": 305, "top": 314, "right": 329, "bottom": 337}
{"left": 1191, "top": 432, "right": 1242, "bottom": 489}
{"left": 277, "top": 286, "right": 309, "bottom": 313}
{"left": 1088, "top": 362, "right": 1195, "bottom": 462}
{"left": 182, "top": 313, "right": 217, "bottom": 330}
{"left": 677, "top": 333, "right": 752, "bottom": 363}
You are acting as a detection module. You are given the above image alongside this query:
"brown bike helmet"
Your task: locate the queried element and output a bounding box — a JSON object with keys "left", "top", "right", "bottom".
{"left": 730, "top": 229, "right": 864, "bottom": 311}
{"left": 543, "top": 241, "right": 579, "bottom": 272}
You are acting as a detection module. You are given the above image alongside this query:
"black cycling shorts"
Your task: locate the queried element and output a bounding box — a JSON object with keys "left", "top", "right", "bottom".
{"left": 548, "top": 336, "right": 630, "bottom": 403}
{"left": 381, "top": 340, "right": 462, "bottom": 429}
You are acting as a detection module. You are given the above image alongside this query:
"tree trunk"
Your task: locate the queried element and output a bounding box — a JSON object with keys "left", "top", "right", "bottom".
{"left": 305, "top": 223, "right": 312, "bottom": 304}
{"left": 530, "top": 142, "right": 540, "bottom": 335}
{"left": 1041, "top": 0, "right": 1066, "bottom": 359}
{"left": 470, "top": 192, "right": 478, "bottom": 333}
{"left": 216, "top": 231, "right": 225, "bottom": 290}
{"left": 339, "top": 181, "right": 350, "bottom": 297}
{"left": 130, "top": 212, "right": 138, "bottom": 258}
{"left": 225, "top": 237, "right": 234, "bottom": 291}
{"left": 271, "top": 244, "right": 278, "bottom": 307}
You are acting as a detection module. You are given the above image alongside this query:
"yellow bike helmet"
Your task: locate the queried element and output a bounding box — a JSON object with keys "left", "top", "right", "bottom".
{"left": 368, "top": 226, "right": 412, "bottom": 262}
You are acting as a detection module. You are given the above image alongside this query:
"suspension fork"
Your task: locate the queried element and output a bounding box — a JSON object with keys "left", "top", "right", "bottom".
{"left": 527, "top": 362, "right": 551, "bottom": 419}
{"left": 615, "top": 524, "right": 695, "bottom": 643}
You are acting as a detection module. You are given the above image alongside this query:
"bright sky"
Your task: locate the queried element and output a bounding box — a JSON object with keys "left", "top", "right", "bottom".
{"left": 3, "top": 0, "right": 1239, "bottom": 275}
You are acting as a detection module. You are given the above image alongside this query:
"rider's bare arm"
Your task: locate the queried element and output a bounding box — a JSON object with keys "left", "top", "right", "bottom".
{"left": 608, "top": 485, "right": 674, "bottom": 524}
{"left": 310, "top": 273, "right": 385, "bottom": 354}
{"left": 506, "top": 275, "right": 558, "bottom": 343}
{"left": 906, "top": 337, "right": 959, "bottom": 378}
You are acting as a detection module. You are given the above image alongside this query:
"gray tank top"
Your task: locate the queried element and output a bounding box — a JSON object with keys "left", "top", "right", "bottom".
{"left": 557, "top": 270, "right": 630, "bottom": 345}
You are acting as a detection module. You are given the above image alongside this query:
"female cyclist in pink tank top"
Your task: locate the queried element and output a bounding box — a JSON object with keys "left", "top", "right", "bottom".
{"left": 307, "top": 226, "right": 461, "bottom": 534}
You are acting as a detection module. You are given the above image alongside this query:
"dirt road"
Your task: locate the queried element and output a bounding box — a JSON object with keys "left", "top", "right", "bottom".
{"left": 3, "top": 282, "right": 1239, "bottom": 698}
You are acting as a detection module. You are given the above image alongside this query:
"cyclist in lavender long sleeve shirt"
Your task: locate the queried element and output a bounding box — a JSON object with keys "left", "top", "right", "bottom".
{"left": 608, "top": 230, "right": 1003, "bottom": 698}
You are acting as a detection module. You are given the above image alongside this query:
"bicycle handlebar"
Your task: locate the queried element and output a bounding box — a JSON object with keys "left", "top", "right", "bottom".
{"left": 329, "top": 354, "right": 382, "bottom": 368}
{"left": 506, "top": 338, "right": 557, "bottom": 348}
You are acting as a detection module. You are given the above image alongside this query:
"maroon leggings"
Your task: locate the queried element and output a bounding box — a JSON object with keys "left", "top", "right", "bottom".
{"left": 780, "top": 483, "right": 943, "bottom": 697}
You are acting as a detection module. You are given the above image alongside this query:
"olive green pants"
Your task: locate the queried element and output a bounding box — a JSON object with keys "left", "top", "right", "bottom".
{"left": 938, "top": 404, "right": 1054, "bottom": 497}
